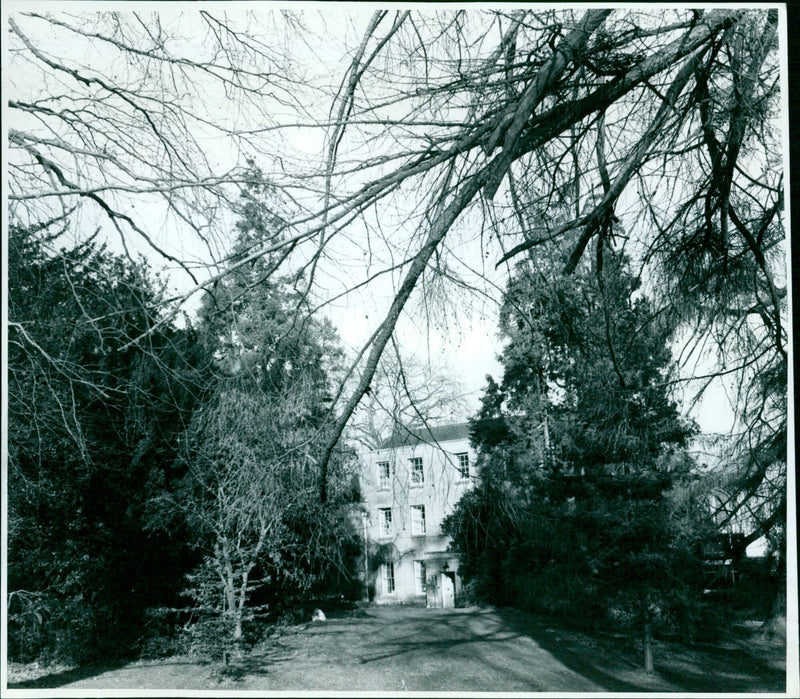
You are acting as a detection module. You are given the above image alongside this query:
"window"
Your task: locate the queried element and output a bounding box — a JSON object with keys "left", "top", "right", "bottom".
{"left": 414, "top": 560, "right": 427, "bottom": 595}
{"left": 411, "top": 505, "right": 426, "bottom": 535}
{"left": 457, "top": 452, "right": 470, "bottom": 479}
{"left": 410, "top": 457, "right": 424, "bottom": 484}
{"left": 377, "top": 460, "right": 392, "bottom": 489}
{"left": 378, "top": 507, "right": 393, "bottom": 537}
{"left": 383, "top": 561, "right": 395, "bottom": 594}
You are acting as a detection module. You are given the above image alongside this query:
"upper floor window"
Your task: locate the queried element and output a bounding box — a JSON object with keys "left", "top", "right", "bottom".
{"left": 377, "top": 460, "right": 392, "bottom": 489}
{"left": 411, "top": 504, "right": 426, "bottom": 535}
{"left": 410, "top": 457, "right": 424, "bottom": 485}
{"left": 378, "top": 507, "right": 393, "bottom": 537}
{"left": 457, "top": 452, "right": 470, "bottom": 479}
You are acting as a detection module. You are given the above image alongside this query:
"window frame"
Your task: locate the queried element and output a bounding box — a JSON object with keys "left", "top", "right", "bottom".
{"left": 456, "top": 452, "right": 470, "bottom": 480}
{"left": 410, "top": 456, "right": 424, "bottom": 485}
{"left": 383, "top": 561, "right": 395, "bottom": 594}
{"left": 410, "top": 504, "right": 426, "bottom": 535}
{"left": 414, "top": 560, "right": 427, "bottom": 595}
{"left": 377, "top": 460, "right": 392, "bottom": 489}
{"left": 378, "top": 507, "right": 393, "bottom": 538}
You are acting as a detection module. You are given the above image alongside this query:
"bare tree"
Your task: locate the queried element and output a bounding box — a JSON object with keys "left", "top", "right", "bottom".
{"left": 7, "top": 10, "right": 309, "bottom": 284}
{"left": 172, "top": 386, "right": 288, "bottom": 647}
{"left": 349, "top": 346, "right": 468, "bottom": 451}
{"left": 7, "top": 8, "right": 786, "bottom": 528}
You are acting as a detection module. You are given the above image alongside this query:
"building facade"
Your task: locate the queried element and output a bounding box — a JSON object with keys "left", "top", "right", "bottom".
{"left": 359, "top": 423, "right": 475, "bottom": 607}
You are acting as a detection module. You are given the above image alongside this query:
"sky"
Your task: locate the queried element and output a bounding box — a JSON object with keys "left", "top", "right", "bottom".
{"left": 4, "top": 2, "right": 513, "bottom": 418}
{"left": 3, "top": 2, "right": 788, "bottom": 436}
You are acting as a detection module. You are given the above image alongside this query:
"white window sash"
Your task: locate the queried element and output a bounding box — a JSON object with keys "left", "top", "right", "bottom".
{"left": 411, "top": 505, "right": 426, "bottom": 535}
{"left": 411, "top": 457, "right": 424, "bottom": 484}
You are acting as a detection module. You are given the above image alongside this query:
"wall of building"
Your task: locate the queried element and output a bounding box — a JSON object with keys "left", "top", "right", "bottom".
{"left": 360, "top": 427, "right": 475, "bottom": 605}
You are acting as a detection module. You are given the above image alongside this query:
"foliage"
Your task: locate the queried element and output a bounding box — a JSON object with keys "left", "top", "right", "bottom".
{"left": 151, "top": 184, "right": 362, "bottom": 657}
{"left": 444, "top": 247, "right": 705, "bottom": 662}
{"left": 7, "top": 220, "right": 209, "bottom": 663}
{"left": 5, "top": 7, "right": 787, "bottom": 665}
{"left": 7, "top": 8, "right": 786, "bottom": 543}
{"left": 7, "top": 191, "right": 362, "bottom": 665}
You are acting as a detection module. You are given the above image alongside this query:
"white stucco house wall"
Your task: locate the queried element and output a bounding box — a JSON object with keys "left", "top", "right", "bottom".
{"left": 359, "top": 423, "right": 475, "bottom": 607}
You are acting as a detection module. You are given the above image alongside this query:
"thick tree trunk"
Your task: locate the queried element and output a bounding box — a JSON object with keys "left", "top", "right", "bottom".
{"left": 222, "top": 571, "right": 238, "bottom": 665}
{"left": 223, "top": 578, "right": 237, "bottom": 636}
{"left": 218, "top": 539, "right": 241, "bottom": 661}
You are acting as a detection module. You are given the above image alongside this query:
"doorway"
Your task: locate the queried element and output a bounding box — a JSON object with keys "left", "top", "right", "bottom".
{"left": 441, "top": 571, "right": 456, "bottom": 608}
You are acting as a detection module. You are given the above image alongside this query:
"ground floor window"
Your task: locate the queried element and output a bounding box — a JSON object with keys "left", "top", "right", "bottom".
{"left": 414, "top": 560, "right": 427, "bottom": 595}
{"left": 382, "top": 561, "right": 395, "bottom": 594}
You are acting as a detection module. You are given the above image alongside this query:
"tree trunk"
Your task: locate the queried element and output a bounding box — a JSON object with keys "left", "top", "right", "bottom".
{"left": 219, "top": 540, "right": 240, "bottom": 648}
{"left": 759, "top": 586, "right": 786, "bottom": 639}
{"left": 643, "top": 617, "right": 654, "bottom": 673}
{"left": 223, "top": 575, "right": 237, "bottom": 636}
{"left": 222, "top": 570, "right": 238, "bottom": 665}
{"left": 233, "top": 569, "right": 249, "bottom": 647}
{"left": 232, "top": 611, "right": 242, "bottom": 642}
{"left": 643, "top": 592, "right": 654, "bottom": 674}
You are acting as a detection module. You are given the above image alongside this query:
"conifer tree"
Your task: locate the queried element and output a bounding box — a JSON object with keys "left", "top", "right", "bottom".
{"left": 446, "top": 241, "right": 699, "bottom": 670}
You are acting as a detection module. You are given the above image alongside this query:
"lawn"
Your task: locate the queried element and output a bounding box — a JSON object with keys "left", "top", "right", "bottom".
{"left": 6, "top": 605, "right": 787, "bottom": 693}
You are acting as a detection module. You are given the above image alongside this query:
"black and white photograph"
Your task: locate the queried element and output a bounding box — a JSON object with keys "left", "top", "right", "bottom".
{"left": 2, "top": 2, "right": 796, "bottom": 696}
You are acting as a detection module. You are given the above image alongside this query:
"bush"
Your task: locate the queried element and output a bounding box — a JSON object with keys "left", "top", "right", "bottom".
{"left": 7, "top": 591, "right": 131, "bottom": 665}
{"left": 177, "top": 560, "right": 256, "bottom": 662}
{"left": 135, "top": 607, "right": 191, "bottom": 659}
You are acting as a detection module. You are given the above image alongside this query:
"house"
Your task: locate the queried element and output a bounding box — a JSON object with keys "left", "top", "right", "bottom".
{"left": 359, "top": 423, "right": 475, "bottom": 607}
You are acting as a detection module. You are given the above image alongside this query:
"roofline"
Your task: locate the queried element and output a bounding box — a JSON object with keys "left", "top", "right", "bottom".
{"left": 374, "top": 422, "right": 471, "bottom": 451}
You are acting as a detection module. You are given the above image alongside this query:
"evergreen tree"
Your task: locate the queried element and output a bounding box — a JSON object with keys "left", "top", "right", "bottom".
{"left": 445, "top": 242, "right": 699, "bottom": 670}
{"left": 7, "top": 221, "right": 209, "bottom": 663}
{"left": 155, "top": 177, "right": 361, "bottom": 659}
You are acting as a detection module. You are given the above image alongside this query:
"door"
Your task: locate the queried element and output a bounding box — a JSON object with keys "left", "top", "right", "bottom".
{"left": 441, "top": 572, "right": 455, "bottom": 609}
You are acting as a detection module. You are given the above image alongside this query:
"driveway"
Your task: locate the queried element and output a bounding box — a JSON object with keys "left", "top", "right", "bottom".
{"left": 9, "top": 605, "right": 786, "bottom": 693}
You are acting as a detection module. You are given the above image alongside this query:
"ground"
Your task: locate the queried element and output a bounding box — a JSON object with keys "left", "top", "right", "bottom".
{"left": 7, "top": 605, "right": 786, "bottom": 693}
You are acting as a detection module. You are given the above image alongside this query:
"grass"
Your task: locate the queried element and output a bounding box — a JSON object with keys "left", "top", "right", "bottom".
{"left": 6, "top": 605, "right": 787, "bottom": 693}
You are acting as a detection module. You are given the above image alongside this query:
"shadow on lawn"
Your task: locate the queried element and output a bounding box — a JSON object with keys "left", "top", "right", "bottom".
{"left": 472, "top": 610, "right": 656, "bottom": 693}
{"left": 348, "top": 605, "right": 784, "bottom": 693}
{"left": 496, "top": 608, "right": 785, "bottom": 694}
{"left": 494, "top": 610, "right": 665, "bottom": 692}
{"left": 7, "top": 659, "right": 132, "bottom": 689}
{"left": 332, "top": 607, "right": 652, "bottom": 691}
{"left": 356, "top": 626, "right": 522, "bottom": 666}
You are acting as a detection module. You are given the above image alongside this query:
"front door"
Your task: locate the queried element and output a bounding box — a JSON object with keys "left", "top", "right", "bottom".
{"left": 441, "top": 572, "right": 455, "bottom": 608}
